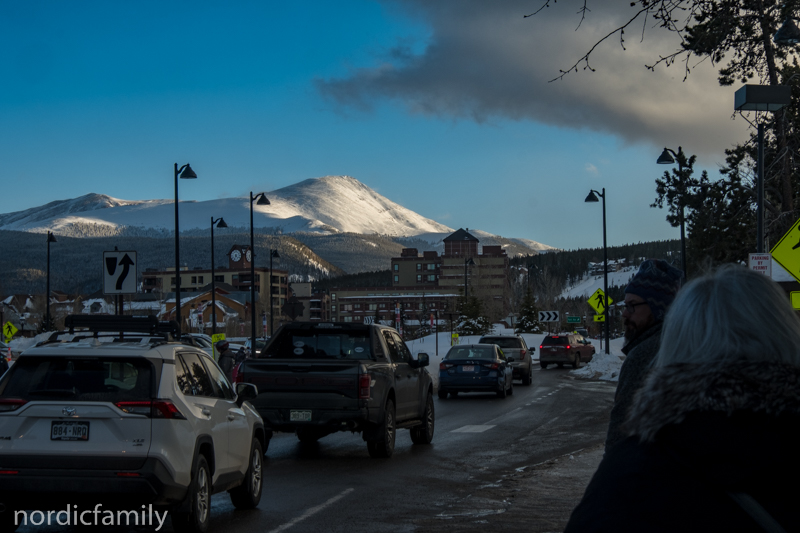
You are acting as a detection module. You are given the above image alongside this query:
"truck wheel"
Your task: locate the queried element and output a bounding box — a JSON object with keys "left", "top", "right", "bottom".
{"left": 410, "top": 393, "right": 435, "bottom": 445}
{"left": 229, "top": 438, "right": 263, "bottom": 510}
{"left": 172, "top": 455, "right": 211, "bottom": 533}
{"left": 437, "top": 389, "right": 447, "bottom": 399}
{"left": 367, "top": 399, "right": 396, "bottom": 458}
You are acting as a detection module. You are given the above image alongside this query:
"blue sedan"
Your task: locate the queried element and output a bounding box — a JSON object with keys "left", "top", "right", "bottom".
{"left": 438, "top": 344, "right": 514, "bottom": 399}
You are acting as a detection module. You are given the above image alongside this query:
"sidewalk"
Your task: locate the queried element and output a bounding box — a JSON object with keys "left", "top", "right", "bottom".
{"left": 415, "top": 443, "right": 605, "bottom": 532}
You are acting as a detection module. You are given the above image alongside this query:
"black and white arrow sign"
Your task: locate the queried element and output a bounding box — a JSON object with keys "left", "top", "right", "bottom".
{"left": 103, "top": 251, "right": 138, "bottom": 295}
{"left": 538, "top": 311, "right": 560, "bottom": 322}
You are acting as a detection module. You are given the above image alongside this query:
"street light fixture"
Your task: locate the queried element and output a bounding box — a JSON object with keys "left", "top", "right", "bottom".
{"left": 268, "top": 248, "right": 280, "bottom": 337}
{"left": 210, "top": 216, "right": 228, "bottom": 337}
{"left": 585, "top": 188, "right": 609, "bottom": 355}
{"left": 174, "top": 163, "right": 197, "bottom": 338}
{"left": 45, "top": 231, "right": 57, "bottom": 331}
{"left": 463, "top": 257, "right": 475, "bottom": 302}
{"left": 250, "top": 192, "right": 270, "bottom": 356}
{"left": 656, "top": 146, "right": 689, "bottom": 276}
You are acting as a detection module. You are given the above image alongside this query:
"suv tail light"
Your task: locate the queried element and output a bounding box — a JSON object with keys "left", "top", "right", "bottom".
{"left": 439, "top": 363, "right": 454, "bottom": 370}
{"left": 520, "top": 349, "right": 527, "bottom": 359}
{"left": 565, "top": 345, "right": 571, "bottom": 350}
{"left": 358, "top": 374, "right": 371, "bottom": 399}
{"left": 482, "top": 362, "right": 500, "bottom": 370}
{"left": 115, "top": 400, "right": 187, "bottom": 419}
{"left": 0, "top": 398, "right": 27, "bottom": 412}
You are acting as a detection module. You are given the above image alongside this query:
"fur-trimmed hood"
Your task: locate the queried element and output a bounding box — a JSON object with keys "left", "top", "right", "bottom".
{"left": 625, "top": 361, "right": 800, "bottom": 443}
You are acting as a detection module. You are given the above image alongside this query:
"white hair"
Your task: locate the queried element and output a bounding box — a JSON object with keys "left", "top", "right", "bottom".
{"left": 655, "top": 264, "right": 800, "bottom": 367}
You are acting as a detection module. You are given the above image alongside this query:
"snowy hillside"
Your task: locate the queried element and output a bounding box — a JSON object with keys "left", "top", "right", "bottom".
{"left": 561, "top": 266, "right": 637, "bottom": 300}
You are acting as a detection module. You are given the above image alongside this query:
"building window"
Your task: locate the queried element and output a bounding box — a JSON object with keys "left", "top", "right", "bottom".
{"left": 427, "top": 263, "right": 436, "bottom": 270}
{"left": 393, "top": 264, "right": 399, "bottom": 271}
{"left": 170, "top": 277, "right": 176, "bottom": 286}
{"left": 331, "top": 293, "right": 336, "bottom": 301}
{"left": 394, "top": 275, "right": 399, "bottom": 283}
{"left": 379, "top": 303, "right": 386, "bottom": 309}
{"left": 331, "top": 305, "right": 336, "bottom": 313}
{"left": 354, "top": 303, "right": 361, "bottom": 310}
{"left": 343, "top": 316, "right": 353, "bottom": 322}
{"left": 427, "top": 274, "right": 436, "bottom": 282}
{"left": 191, "top": 276, "right": 197, "bottom": 284}
{"left": 416, "top": 275, "right": 422, "bottom": 283}
{"left": 416, "top": 263, "right": 422, "bottom": 271}
{"left": 215, "top": 275, "right": 223, "bottom": 282}
{"left": 368, "top": 304, "right": 377, "bottom": 311}
{"left": 198, "top": 276, "right": 203, "bottom": 284}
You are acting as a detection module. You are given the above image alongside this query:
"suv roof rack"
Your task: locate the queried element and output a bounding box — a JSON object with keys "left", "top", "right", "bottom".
{"left": 34, "top": 315, "right": 182, "bottom": 346}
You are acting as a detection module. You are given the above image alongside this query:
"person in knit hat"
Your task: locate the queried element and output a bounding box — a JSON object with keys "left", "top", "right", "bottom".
{"left": 605, "top": 259, "right": 683, "bottom": 451}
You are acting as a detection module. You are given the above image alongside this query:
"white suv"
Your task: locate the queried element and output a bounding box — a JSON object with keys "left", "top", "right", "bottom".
{"left": 0, "top": 315, "right": 266, "bottom": 533}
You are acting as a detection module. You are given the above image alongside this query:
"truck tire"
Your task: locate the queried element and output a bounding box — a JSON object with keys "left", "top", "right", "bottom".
{"left": 367, "top": 399, "right": 396, "bottom": 458}
{"left": 172, "top": 454, "right": 212, "bottom": 533}
{"left": 410, "top": 393, "right": 435, "bottom": 445}
{"left": 229, "top": 438, "right": 263, "bottom": 510}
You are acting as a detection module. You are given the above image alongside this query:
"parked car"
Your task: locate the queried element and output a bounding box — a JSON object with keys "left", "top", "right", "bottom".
{"left": 0, "top": 315, "right": 266, "bottom": 533}
{"left": 235, "top": 322, "right": 434, "bottom": 458}
{"left": 438, "top": 343, "right": 514, "bottom": 399}
{"left": 244, "top": 338, "right": 267, "bottom": 357}
{"left": 539, "top": 334, "right": 595, "bottom": 369}
{"left": 574, "top": 327, "right": 589, "bottom": 337}
{"left": 478, "top": 334, "right": 533, "bottom": 385}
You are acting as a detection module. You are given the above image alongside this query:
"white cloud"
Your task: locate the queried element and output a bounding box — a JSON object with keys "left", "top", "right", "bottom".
{"left": 585, "top": 163, "right": 599, "bottom": 175}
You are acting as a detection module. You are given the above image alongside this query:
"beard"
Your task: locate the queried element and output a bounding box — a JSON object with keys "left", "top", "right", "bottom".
{"left": 623, "top": 315, "right": 655, "bottom": 345}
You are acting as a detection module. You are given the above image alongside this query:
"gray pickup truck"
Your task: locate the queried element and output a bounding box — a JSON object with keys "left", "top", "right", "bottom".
{"left": 234, "top": 322, "right": 434, "bottom": 458}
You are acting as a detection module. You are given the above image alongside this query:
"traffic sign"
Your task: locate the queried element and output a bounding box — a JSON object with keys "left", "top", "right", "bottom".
{"left": 103, "top": 251, "right": 137, "bottom": 294}
{"left": 771, "top": 219, "right": 800, "bottom": 283}
{"left": 3, "top": 322, "right": 18, "bottom": 342}
{"left": 567, "top": 316, "right": 580, "bottom": 324}
{"left": 587, "top": 289, "right": 613, "bottom": 314}
{"left": 593, "top": 315, "right": 605, "bottom": 322}
{"left": 748, "top": 253, "right": 771, "bottom": 276}
{"left": 792, "top": 292, "right": 800, "bottom": 310}
{"left": 539, "top": 311, "right": 560, "bottom": 322}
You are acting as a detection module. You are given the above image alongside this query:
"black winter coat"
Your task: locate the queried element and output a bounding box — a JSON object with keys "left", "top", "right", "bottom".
{"left": 566, "top": 361, "right": 800, "bottom": 533}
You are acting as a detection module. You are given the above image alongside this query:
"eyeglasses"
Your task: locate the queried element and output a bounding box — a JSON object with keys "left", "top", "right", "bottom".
{"left": 624, "top": 301, "right": 649, "bottom": 313}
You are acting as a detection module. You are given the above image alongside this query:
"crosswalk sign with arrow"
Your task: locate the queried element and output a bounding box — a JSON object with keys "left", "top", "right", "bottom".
{"left": 103, "top": 251, "right": 137, "bottom": 295}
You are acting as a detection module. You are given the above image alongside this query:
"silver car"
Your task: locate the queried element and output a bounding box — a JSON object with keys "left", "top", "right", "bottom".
{"left": 478, "top": 335, "right": 533, "bottom": 385}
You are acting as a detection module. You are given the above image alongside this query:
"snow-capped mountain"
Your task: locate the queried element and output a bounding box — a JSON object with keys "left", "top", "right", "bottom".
{"left": 0, "top": 176, "right": 555, "bottom": 253}
{"left": 0, "top": 176, "right": 453, "bottom": 237}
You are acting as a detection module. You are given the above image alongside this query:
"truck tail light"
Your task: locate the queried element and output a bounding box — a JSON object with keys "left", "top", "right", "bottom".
{"left": 0, "top": 398, "right": 27, "bottom": 412}
{"left": 358, "top": 374, "right": 371, "bottom": 399}
{"left": 115, "top": 400, "right": 187, "bottom": 419}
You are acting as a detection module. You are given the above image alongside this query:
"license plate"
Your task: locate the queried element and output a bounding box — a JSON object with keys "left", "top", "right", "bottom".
{"left": 462, "top": 365, "right": 475, "bottom": 372}
{"left": 51, "top": 421, "right": 89, "bottom": 441}
{"left": 290, "top": 410, "right": 312, "bottom": 422}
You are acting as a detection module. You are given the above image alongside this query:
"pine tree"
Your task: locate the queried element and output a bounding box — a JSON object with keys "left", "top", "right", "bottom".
{"left": 456, "top": 296, "right": 492, "bottom": 336}
{"left": 515, "top": 286, "right": 543, "bottom": 334}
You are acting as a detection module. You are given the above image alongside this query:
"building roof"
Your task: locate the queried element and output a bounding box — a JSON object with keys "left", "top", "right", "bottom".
{"left": 443, "top": 228, "right": 479, "bottom": 242}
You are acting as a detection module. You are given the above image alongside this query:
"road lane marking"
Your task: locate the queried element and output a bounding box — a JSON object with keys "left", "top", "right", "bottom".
{"left": 451, "top": 425, "right": 496, "bottom": 433}
{"left": 268, "top": 488, "right": 355, "bottom": 533}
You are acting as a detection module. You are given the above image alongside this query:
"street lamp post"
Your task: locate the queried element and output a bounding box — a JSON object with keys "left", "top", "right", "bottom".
{"left": 45, "top": 231, "right": 57, "bottom": 331}
{"left": 657, "top": 147, "right": 689, "bottom": 276}
{"left": 268, "top": 248, "right": 280, "bottom": 337}
{"left": 585, "top": 188, "right": 609, "bottom": 355}
{"left": 463, "top": 257, "right": 475, "bottom": 302}
{"left": 174, "top": 163, "right": 197, "bottom": 337}
{"left": 210, "top": 217, "right": 227, "bottom": 337}
{"left": 250, "top": 192, "right": 270, "bottom": 356}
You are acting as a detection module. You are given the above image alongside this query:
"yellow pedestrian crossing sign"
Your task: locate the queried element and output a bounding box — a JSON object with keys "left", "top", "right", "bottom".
{"left": 771, "top": 217, "right": 800, "bottom": 283}
{"left": 593, "top": 315, "right": 605, "bottom": 322}
{"left": 588, "top": 289, "right": 613, "bottom": 314}
{"left": 3, "top": 322, "right": 18, "bottom": 342}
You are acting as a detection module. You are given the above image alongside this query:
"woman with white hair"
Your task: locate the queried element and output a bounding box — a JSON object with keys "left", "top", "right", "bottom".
{"left": 565, "top": 264, "right": 800, "bottom": 532}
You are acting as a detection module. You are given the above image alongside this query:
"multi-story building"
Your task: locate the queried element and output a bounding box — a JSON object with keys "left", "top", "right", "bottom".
{"left": 290, "top": 282, "right": 332, "bottom": 322}
{"left": 141, "top": 244, "right": 289, "bottom": 335}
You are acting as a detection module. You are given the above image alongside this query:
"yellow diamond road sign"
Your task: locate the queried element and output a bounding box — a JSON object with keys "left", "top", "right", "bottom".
{"left": 3, "top": 322, "right": 18, "bottom": 342}
{"left": 587, "top": 289, "right": 613, "bottom": 314}
{"left": 771, "top": 217, "right": 800, "bottom": 284}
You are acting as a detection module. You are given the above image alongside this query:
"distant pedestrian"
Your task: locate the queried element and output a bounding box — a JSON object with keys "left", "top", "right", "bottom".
{"left": 605, "top": 259, "right": 682, "bottom": 451}
{"left": 565, "top": 264, "right": 800, "bottom": 532}
{"left": 216, "top": 340, "right": 235, "bottom": 381}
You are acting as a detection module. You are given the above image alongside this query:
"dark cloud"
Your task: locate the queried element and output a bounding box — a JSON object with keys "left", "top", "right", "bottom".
{"left": 315, "top": 0, "right": 747, "bottom": 159}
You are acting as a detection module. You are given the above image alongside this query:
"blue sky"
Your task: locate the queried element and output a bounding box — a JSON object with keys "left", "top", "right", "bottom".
{"left": 0, "top": 1, "right": 749, "bottom": 250}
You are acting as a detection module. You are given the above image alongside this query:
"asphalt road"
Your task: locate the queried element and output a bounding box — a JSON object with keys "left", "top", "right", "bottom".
{"left": 16, "top": 365, "right": 616, "bottom": 533}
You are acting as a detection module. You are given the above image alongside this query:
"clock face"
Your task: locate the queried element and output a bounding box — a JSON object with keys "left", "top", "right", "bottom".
{"left": 231, "top": 250, "right": 242, "bottom": 262}
{"left": 246, "top": 250, "right": 252, "bottom": 262}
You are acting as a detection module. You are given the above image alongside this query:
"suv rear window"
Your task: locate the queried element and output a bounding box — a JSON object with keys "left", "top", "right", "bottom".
{"left": 265, "top": 329, "right": 374, "bottom": 360}
{"left": 445, "top": 346, "right": 497, "bottom": 360}
{"left": 0, "top": 356, "right": 154, "bottom": 402}
{"left": 541, "top": 336, "right": 568, "bottom": 346}
{"left": 479, "top": 337, "right": 523, "bottom": 349}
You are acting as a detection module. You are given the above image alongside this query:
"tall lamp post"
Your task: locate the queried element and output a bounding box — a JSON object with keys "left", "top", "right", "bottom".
{"left": 656, "top": 147, "right": 689, "bottom": 276}
{"left": 45, "top": 231, "right": 57, "bottom": 331}
{"left": 210, "top": 216, "right": 227, "bottom": 336}
{"left": 250, "top": 192, "right": 270, "bottom": 355}
{"left": 268, "top": 248, "right": 280, "bottom": 337}
{"left": 463, "top": 257, "right": 475, "bottom": 302}
{"left": 174, "top": 163, "right": 197, "bottom": 336}
{"left": 585, "top": 188, "right": 609, "bottom": 355}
